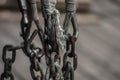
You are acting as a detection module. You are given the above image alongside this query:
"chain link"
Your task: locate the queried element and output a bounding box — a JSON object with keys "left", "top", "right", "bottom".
{"left": 29, "top": 47, "right": 44, "bottom": 80}
{"left": 1, "top": 0, "right": 78, "bottom": 80}
{"left": 62, "top": 35, "right": 77, "bottom": 80}
{"left": 1, "top": 45, "right": 16, "bottom": 80}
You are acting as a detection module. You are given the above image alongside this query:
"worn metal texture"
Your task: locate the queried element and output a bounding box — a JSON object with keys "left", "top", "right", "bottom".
{"left": 0, "top": 0, "right": 120, "bottom": 80}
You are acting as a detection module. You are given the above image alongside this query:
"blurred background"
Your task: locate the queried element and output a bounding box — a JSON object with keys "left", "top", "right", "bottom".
{"left": 0, "top": 0, "right": 120, "bottom": 80}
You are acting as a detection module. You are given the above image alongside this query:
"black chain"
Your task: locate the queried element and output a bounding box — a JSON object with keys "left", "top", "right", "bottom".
{"left": 1, "top": 0, "right": 78, "bottom": 80}
{"left": 1, "top": 45, "right": 16, "bottom": 80}
{"left": 62, "top": 34, "right": 77, "bottom": 80}
{"left": 62, "top": 0, "right": 78, "bottom": 79}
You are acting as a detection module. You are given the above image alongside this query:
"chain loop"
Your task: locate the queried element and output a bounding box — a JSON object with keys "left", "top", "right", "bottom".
{"left": 1, "top": 72, "right": 14, "bottom": 80}
{"left": 1, "top": 45, "right": 16, "bottom": 80}
{"left": 2, "top": 45, "right": 16, "bottom": 63}
{"left": 29, "top": 46, "right": 44, "bottom": 80}
{"left": 1, "top": 0, "right": 78, "bottom": 80}
{"left": 63, "top": 62, "right": 74, "bottom": 80}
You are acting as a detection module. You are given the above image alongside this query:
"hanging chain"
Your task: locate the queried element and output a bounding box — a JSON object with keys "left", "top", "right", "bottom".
{"left": 1, "top": 0, "right": 78, "bottom": 80}
{"left": 1, "top": 45, "right": 16, "bottom": 80}
{"left": 29, "top": 46, "right": 44, "bottom": 80}
{"left": 62, "top": 0, "right": 78, "bottom": 80}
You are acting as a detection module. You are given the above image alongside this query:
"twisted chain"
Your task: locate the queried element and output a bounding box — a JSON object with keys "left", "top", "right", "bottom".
{"left": 1, "top": 0, "right": 78, "bottom": 80}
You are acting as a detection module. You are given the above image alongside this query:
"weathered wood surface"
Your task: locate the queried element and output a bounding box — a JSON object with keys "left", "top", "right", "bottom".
{"left": 0, "top": 0, "right": 91, "bottom": 12}
{"left": 0, "top": 0, "right": 120, "bottom": 80}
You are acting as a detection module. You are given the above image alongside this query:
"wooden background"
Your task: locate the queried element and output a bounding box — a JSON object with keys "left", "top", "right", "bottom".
{"left": 0, "top": 0, "right": 91, "bottom": 12}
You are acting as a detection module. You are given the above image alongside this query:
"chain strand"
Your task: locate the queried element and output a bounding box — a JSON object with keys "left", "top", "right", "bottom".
{"left": 1, "top": 45, "right": 16, "bottom": 80}
{"left": 1, "top": 0, "right": 78, "bottom": 80}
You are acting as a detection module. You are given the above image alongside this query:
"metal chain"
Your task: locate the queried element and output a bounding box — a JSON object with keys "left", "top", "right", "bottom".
{"left": 62, "top": 34, "right": 77, "bottom": 80}
{"left": 29, "top": 47, "right": 44, "bottom": 80}
{"left": 62, "top": 0, "right": 78, "bottom": 80}
{"left": 1, "top": 0, "right": 78, "bottom": 80}
{"left": 1, "top": 45, "right": 16, "bottom": 80}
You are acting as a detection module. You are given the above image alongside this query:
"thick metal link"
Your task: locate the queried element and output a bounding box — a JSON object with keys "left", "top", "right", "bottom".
{"left": 63, "top": 50, "right": 77, "bottom": 71}
{"left": 26, "top": 37, "right": 44, "bottom": 80}
{"left": 62, "top": 0, "right": 78, "bottom": 78}
{"left": 1, "top": 45, "right": 16, "bottom": 80}
{"left": 1, "top": 72, "right": 14, "bottom": 80}
{"left": 2, "top": 45, "right": 16, "bottom": 63}
{"left": 63, "top": 61, "right": 74, "bottom": 80}
{"left": 30, "top": 58, "right": 44, "bottom": 80}
{"left": 1, "top": 0, "right": 78, "bottom": 80}
{"left": 62, "top": 35, "right": 77, "bottom": 80}
{"left": 63, "top": 34, "right": 78, "bottom": 70}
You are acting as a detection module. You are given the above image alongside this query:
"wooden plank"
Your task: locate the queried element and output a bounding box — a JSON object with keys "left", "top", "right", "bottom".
{"left": 0, "top": 0, "right": 91, "bottom": 12}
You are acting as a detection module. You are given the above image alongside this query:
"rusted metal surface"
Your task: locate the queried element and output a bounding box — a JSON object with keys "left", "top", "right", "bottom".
{"left": 1, "top": 0, "right": 120, "bottom": 80}
{"left": 0, "top": 0, "right": 78, "bottom": 80}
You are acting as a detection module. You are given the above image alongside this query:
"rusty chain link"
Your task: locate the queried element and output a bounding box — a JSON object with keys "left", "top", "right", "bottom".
{"left": 1, "top": 0, "right": 78, "bottom": 80}
{"left": 29, "top": 47, "right": 44, "bottom": 80}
